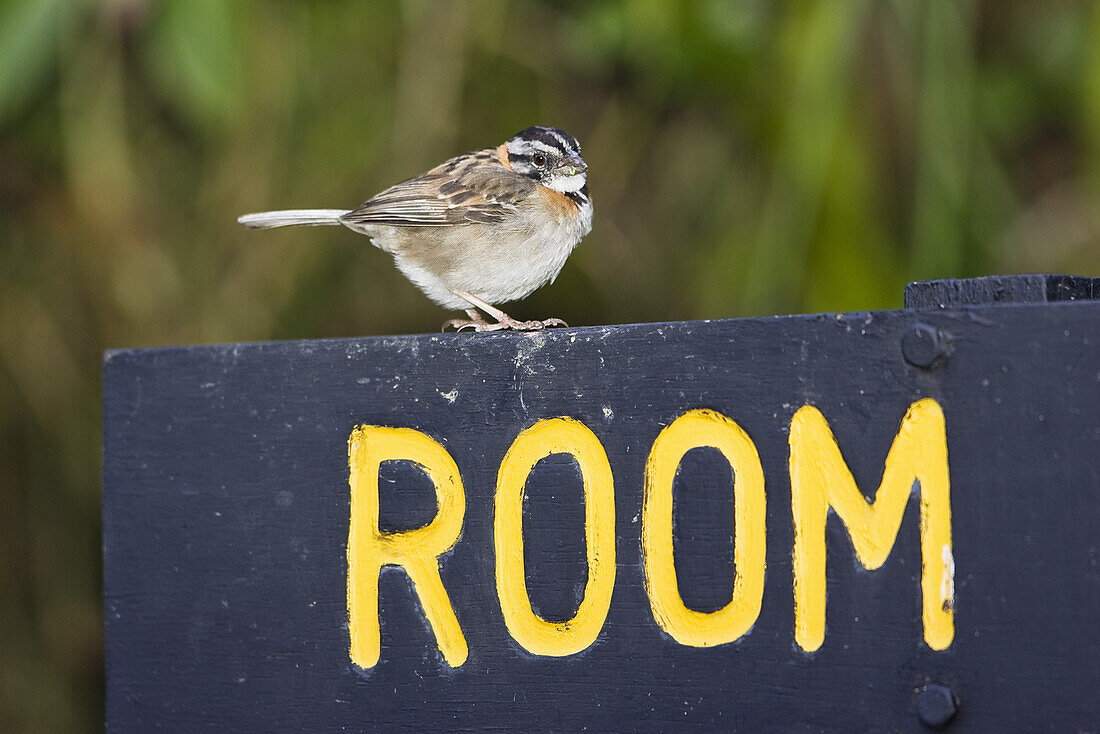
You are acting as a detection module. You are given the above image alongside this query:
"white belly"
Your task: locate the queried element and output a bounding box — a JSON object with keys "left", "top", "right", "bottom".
{"left": 359, "top": 201, "right": 592, "bottom": 311}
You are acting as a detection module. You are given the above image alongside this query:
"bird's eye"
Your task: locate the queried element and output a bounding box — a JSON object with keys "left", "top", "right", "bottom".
{"left": 532, "top": 153, "right": 547, "bottom": 167}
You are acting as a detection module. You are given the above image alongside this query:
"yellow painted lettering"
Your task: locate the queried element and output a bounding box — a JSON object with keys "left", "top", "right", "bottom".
{"left": 495, "top": 418, "right": 616, "bottom": 656}
{"left": 789, "top": 398, "right": 953, "bottom": 652}
{"left": 642, "top": 410, "right": 766, "bottom": 646}
{"left": 347, "top": 426, "right": 468, "bottom": 668}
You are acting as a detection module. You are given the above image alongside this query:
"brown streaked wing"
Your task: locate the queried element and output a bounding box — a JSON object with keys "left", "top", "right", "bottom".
{"left": 340, "top": 149, "right": 536, "bottom": 227}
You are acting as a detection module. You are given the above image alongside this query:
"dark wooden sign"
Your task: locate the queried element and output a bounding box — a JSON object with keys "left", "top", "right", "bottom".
{"left": 103, "top": 277, "right": 1100, "bottom": 731}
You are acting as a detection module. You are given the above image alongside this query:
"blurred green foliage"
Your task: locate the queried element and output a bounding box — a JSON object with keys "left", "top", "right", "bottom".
{"left": 1, "top": 0, "right": 1098, "bottom": 730}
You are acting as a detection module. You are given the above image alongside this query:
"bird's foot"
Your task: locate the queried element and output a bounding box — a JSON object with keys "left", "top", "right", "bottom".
{"left": 442, "top": 318, "right": 487, "bottom": 332}
{"left": 443, "top": 309, "right": 491, "bottom": 332}
{"left": 493, "top": 315, "right": 569, "bottom": 331}
{"left": 443, "top": 295, "right": 568, "bottom": 332}
{"left": 442, "top": 313, "right": 568, "bottom": 332}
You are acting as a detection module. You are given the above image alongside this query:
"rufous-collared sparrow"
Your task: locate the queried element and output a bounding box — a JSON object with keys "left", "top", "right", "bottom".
{"left": 238, "top": 126, "right": 592, "bottom": 332}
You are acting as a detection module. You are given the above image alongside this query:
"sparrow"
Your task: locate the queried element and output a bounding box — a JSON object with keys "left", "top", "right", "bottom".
{"left": 238, "top": 126, "right": 592, "bottom": 332}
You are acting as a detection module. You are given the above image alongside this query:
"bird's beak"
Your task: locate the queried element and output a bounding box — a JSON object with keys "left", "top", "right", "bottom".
{"left": 557, "top": 152, "right": 587, "bottom": 177}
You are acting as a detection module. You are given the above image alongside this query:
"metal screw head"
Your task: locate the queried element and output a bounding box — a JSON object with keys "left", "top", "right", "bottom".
{"left": 902, "top": 323, "right": 948, "bottom": 369}
{"left": 916, "top": 683, "right": 959, "bottom": 728}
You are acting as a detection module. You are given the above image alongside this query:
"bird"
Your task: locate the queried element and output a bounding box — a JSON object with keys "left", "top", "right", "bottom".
{"left": 238, "top": 126, "right": 592, "bottom": 332}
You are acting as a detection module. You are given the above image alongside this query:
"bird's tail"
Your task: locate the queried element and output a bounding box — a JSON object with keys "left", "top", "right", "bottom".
{"left": 237, "top": 209, "right": 351, "bottom": 229}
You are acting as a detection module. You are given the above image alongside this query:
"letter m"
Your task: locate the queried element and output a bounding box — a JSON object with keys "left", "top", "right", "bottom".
{"left": 789, "top": 398, "right": 953, "bottom": 652}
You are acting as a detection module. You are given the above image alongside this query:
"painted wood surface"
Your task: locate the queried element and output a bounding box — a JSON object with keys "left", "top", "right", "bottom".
{"left": 904, "top": 273, "right": 1100, "bottom": 308}
{"left": 103, "top": 294, "right": 1099, "bottom": 732}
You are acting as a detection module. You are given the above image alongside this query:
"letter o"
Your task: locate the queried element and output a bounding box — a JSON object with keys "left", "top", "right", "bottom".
{"left": 495, "top": 417, "right": 616, "bottom": 656}
{"left": 642, "top": 409, "right": 766, "bottom": 646}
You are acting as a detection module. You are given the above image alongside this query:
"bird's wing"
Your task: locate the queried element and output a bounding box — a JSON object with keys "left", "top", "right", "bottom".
{"left": 340, "top": 149, "right": 536, "bottom": 227}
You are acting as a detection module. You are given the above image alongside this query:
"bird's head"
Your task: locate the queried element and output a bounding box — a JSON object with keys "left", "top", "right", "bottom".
{"left": 506, "top": 126, "right": 587, "bottom": 194}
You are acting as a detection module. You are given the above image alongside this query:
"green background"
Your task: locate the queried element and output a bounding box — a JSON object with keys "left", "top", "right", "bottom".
{"left": 2, "top": 1, "right": 1098, "bottom": 730}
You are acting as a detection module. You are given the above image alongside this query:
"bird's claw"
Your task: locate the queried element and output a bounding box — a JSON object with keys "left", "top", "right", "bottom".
{"left": 442, "top": 316, "right": 569, "bottom": 333}
{"left": 442, "top": 319, "right": 486, "bottom": 332}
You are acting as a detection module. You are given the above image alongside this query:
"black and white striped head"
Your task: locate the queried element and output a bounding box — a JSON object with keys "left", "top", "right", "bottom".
{"left": 506, "top": 126, "right": 587, "bottom": 194}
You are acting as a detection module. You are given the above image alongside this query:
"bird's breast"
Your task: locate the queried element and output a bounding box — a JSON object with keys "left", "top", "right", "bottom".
{"left": 361, "top": 188, "right": 592, "bottom": 308}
